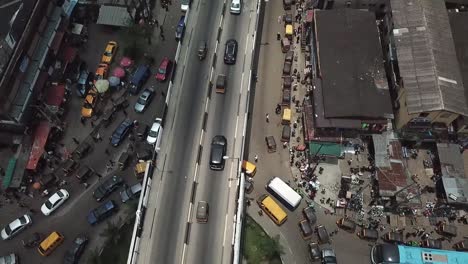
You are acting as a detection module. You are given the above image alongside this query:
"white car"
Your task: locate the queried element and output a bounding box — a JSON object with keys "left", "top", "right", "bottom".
{"left": 1, "top": 214, "right": 32, "bottom": 240}
{"left": 230, "top": 0, "right": 241, "bottom": 14}
{"left": 41, "top": 189, "right": 70, "bottom": 216}
{"left": 146, "top": 118, "right": 163, "bottom": 152}
{"left": 0, "top": 253, "right": 18, "bottom": 264}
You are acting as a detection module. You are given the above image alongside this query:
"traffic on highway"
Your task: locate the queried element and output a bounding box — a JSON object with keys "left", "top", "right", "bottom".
{"left": 3, "top": 0, "right": 468, "bottom": 264}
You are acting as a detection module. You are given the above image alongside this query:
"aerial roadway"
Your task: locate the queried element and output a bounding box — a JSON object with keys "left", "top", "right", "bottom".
{"left": 136, "top": 0, "right": 256, "bottom": 263}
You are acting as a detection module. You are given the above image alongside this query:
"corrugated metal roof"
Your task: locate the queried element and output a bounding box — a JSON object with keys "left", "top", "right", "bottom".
{"left": 436, "top": 143, "right": 465, "bottom": 178}
{"left": 391, "top": 0, "right": 468, "bottom": 116}
{"left": 96, "top": 5, "right": 133, "bottom": 27}
{"left": 441, "top": 177, "right": 468, "bottom": 204}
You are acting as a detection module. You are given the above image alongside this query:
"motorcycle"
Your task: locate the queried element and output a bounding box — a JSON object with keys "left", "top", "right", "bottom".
{"left": 22, "top": 232, "right": 41, "bottom": 248}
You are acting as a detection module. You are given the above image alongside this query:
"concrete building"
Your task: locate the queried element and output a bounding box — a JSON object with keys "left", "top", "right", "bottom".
{"left": 0, "top": 0, "right": 79, "bottom": 130}
{"left": 386, "top": 0, "right": 468, "bottom": 136}
{"left": 311, "top": 8, "right": 393, "bottom": 139}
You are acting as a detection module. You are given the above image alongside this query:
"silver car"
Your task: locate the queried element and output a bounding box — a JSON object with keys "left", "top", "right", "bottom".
{"left": 1, "top": 214, "right": 32, "bottom": 240}
{"left": 134, "top": 88, "right": 154, "bottom": 113}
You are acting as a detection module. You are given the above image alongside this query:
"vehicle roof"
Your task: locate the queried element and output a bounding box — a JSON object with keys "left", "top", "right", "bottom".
{"left": 212, "top": 135, "right": 226, "bottom": 145}
{"left": 322, "top": 248, "right": 336, "bottom": 257}
{"left": 178, "top": 16, "right": 185, "bottom": 25}
{"left": 48, "top": 190, "right": 65, "bottom": 204}
{"left": 227, "top": 39, "right": 237, "bottom": 45}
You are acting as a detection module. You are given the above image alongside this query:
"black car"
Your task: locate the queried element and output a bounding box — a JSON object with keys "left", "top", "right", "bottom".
{"left": 111, "top": 119, "right": 134, "bottom": 147}
{"left": 64, "top": 235, "right": 88, "bottom": 264}
{"left": 224, "top": 39, "right": 238, "bottom": 64}
{"left": 92, "top": 175, "right": 124, "bottom": 202}
{"left": 175, "top": 16, "right": 185, "bottom": 41}
{"left": 309, "top": 242, "right": 320, "bottom": 261}
{"left": 87, "top": 200, "right": 118, "bottom": 225}
{"left": 209, "top": 135, "right": 227, "bottom": 170}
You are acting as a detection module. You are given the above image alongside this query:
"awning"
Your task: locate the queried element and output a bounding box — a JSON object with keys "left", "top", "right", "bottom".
{"left": 96, "top": 5, "right": 133, "bottom": 27}
{"left": 26, "top": 121, "right": 51, "bottom": 170}
{"left": 309, "top": 142, "right": 342, "bottom": 157}
{"left": 59, "top": 46, "right": 77, "bottom": 63}
{"left": 45, "top": 84, "right": 66, "bottom": 106}
{"left": 71, "top": 23, "right": 84, "bottom": 35}
{"left": 2, "top": 158, "right": 17, "bottom": 189}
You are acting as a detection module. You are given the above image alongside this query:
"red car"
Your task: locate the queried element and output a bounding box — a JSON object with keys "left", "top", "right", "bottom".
{"left": 155, "top": 57, "right": 172, "bottom": 81}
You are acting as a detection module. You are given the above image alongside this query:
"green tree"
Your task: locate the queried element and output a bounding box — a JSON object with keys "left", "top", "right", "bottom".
{"left": 124, "top": 199, "right": 139, "bottom": 221}
{"left": 87, "top": 248, "right": 102, "bottom": 264}
{"left": 121, "top": 19, "right": 153, "bottom": 58}
{"left": 100, "top": 219, "right": 122, "bottom": 245}
{"left": 260, "top": 234, "right": 284, "bottom": 260}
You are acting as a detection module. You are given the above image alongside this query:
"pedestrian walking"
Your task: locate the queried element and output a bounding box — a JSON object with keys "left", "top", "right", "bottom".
{"left": 96, "top": 132, "right": 102, "bottom": 141}
{"left": 160, "top": 25, "right": 164, "bottom": 33}
{"left": 90, "top": 121, "right": 95, "bottom": 127}
{"left": 123, "top": 109, "right": 128, "bottom": 116}
{"left": 266, "top": 113, "right": 269, "bottom": 123}
{"left": 277, "top": 32, "right": 281, "bottom": 40}
{"left": 104, "top": 149, "right": 110, "bottom": 155}
{"left": 254, "top": 155, "right": 258, "bottom": 162}
{"left": 296, "top": 35, "right": 300, "bottom": 44}
{"left": 80, "top": 117, "right": 85, "bottom": 125}
{"left": 72, "top": 137, "right": 79, "bottom": 144}
{"left": 278, "top": 15, "right": 282, "bottom": 24}
{"left": 165, "top": 5, "right": 169, "bottom": 11}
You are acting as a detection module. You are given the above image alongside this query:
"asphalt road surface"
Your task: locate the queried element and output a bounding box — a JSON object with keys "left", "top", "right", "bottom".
{"left": 137, "top": 0, "right": 256, "bottom": 263}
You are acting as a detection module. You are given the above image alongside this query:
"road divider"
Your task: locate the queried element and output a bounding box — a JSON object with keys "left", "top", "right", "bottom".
{"left": 184, "top": 222, "right": 192, "bottom": 244}
{"left": 232, "top": 0, "right": 262, "bottom": 263}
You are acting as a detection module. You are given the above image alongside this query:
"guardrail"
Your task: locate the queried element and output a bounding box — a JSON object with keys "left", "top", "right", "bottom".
{"left": 126, "top": 7, "right": 190, "bottom": 264}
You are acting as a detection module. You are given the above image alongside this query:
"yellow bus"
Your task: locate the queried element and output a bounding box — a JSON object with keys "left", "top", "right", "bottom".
{"left": 37, "top": 231, "right": 64, "bottom": 256}
{"left": 257, "top": 194, "right": 287, "bottom": 225}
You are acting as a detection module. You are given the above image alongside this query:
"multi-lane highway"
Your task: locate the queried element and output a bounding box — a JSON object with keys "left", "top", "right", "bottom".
{"left": 136, "top": 0, "right": 258, "bottom": 263}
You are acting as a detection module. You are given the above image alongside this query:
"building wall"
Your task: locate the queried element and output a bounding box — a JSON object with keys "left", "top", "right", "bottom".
{"left": 395, "top": 88, "right": 459, "bottom": 129}
{"left": 0, "top": 0, "right": 51, "bottom": 122}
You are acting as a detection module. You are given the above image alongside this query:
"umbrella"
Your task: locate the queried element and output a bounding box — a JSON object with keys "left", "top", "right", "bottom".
{"left": 120, "top": 57, "right": 133, "bottom": 68}
{"left": 95, "top": 79, "right": 109, "bottom": 93}
{"left": 33, "top": 182, "right": 41, "bottom": 190}
{"left": 113, "top": 67, "right": 126, "bottom": 78}
{"left": 108, "top": 76, "right": 121, "bottom": 87}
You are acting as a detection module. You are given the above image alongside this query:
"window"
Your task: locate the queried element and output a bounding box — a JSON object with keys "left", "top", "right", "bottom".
{"left": 419, "top": 112, "right": 429, "bottom": 118}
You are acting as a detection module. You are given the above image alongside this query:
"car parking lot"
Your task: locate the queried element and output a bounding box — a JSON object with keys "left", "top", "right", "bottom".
{"left": 0, "top": 3, "right": 179, "bottom": 262}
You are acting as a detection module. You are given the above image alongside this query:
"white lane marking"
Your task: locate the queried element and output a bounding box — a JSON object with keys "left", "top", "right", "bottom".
{"left": 214, "top": 41, "right": 219, "bottom": 54}
{"left": 247, "top": 70, "right": 251, "bottom": 92}
{"left": 234, "top": 115, "right": 239, "bottom": 140}
{"left": 199, "top": 130, "right": 204, "bottom": 144}
{"left": 0, "top": 0, "right": 21, "bottom": 9}
{"left": 222, "top": 213, "right": 229, "bottom": 247}
{"left": 194, "top": 163, "right": 199, "bottom": 182}
{"left": 187, "top": 202, "right": 193, "bottom": 222}
{"left": 219, "top": 15, "right": 223, "bottom": 28}
{"left": 209, "top": 67, "right": 214, "bottom": 82}
{"left": 244, "top": 34, "right": 249, "bottom": 56}
{"left": 181, "top": 243, "right": 188, "bottom": 264}
{"left": 205, "top": 97, "right": 210, "bottom": 112}
{"left": 239, "top": 72, "right": 244, "bottom": 94}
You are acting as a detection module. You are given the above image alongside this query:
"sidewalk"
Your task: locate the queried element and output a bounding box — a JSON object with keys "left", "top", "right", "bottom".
{"left": 245, "top": 1, "right": 310, "bottom": 263}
